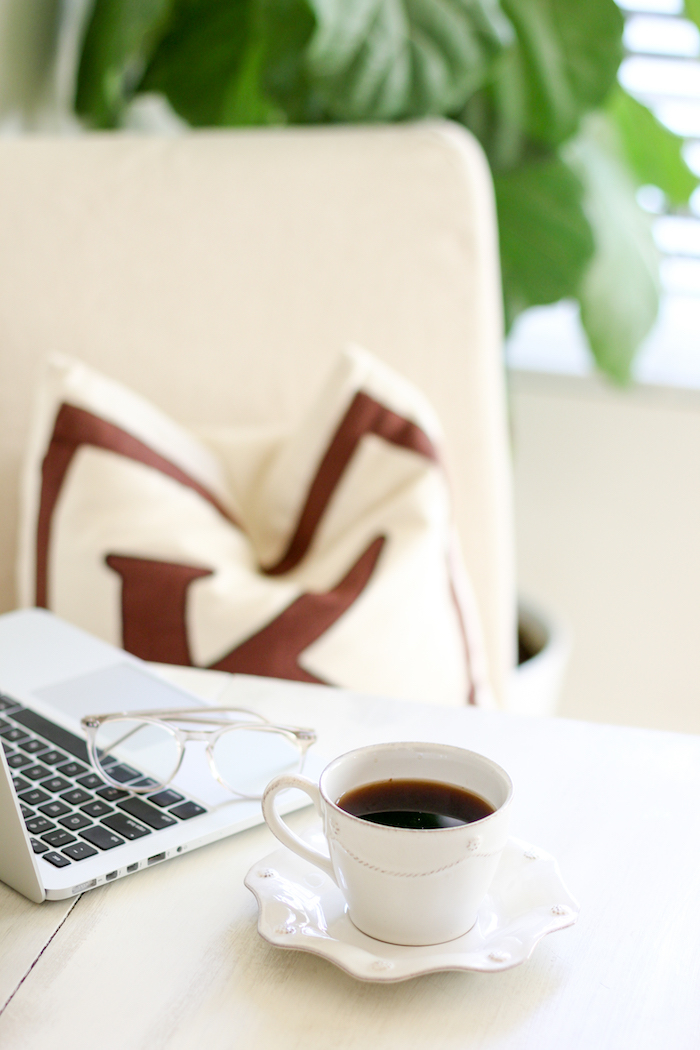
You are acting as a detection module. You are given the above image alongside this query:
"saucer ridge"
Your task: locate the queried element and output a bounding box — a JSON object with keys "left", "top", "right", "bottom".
{"left": 244, "top": 831, "right": 579, "bottom": 982}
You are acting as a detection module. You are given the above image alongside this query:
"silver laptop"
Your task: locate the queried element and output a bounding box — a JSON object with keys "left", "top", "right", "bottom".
{"left": 0, "top": 608, "right": 321, "bottom": 902}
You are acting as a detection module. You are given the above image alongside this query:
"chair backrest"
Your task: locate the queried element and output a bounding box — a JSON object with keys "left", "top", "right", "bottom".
{"left": 0, "top": 121, "right": 514, "bottom": 704}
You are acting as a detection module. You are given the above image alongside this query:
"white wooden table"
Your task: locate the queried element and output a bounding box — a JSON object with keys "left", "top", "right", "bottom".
{"left": 1, "top": 675, "right": 699, "bottom": 1050}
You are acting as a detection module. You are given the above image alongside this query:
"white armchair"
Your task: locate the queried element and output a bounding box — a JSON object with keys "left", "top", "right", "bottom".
{"left": 0, "top": 122, "right": 515, "bottom": 705}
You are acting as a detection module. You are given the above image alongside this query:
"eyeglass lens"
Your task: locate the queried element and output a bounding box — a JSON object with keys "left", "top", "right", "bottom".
{"left": 94, "top": 718, "right": 181, "bottom": 787}
{"left": 211, "top": 727, "right": 303, "bottom": 795}
{"left": 93, "top": 719, "right": 303, "bottom": 796}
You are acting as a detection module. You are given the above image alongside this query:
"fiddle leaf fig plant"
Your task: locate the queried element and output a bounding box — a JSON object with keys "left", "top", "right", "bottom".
{"left": 75, "top": 0, "right": 699, "bottom": 384}
{"left": 303, "top": 0, "right": 512, "bottom": 120}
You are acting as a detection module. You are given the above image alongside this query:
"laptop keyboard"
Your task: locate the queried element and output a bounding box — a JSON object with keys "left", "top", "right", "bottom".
{"left": 0, "top": 693, "right": 207, "bottom": 869}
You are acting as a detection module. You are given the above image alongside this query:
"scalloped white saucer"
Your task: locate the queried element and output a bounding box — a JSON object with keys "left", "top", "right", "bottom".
{"left": 245, "top": 830, "right": 579, "bottom": 982}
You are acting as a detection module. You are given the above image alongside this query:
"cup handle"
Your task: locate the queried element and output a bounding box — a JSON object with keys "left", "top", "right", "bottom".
{"left": 261, "top": 774, "right": 337, "bottom": 884}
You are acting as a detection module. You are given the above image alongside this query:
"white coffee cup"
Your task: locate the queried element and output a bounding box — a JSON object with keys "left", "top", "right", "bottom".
{"left": 261, "top": 741, "right": 513, "bottom": 946}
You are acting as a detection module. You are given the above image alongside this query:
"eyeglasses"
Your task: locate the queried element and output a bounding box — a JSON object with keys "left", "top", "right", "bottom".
{"left": 80, "top": 706, "right": 316, "bottom": 800}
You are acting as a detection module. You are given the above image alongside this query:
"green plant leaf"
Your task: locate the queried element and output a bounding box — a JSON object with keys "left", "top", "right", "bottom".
{"left": 140, "top": 0, "right": 257, "bottom": 125}
{"left": 304, "top": 0, "right": 511, "bottom": 121}
{"left": 256, "top": 0, "right": 324, "bottom": 123}
{"left": 459, "top": 41, "right": 531, "bottom": 172}
{"left": 606, "top": 87, "right": 698, "bottom": 205}
{"left": 142, "top": 0, "right": 317, "bottom": 126}
{"left": 565, "top": 114, "right": 661, "bottom": 385}
{"left": 75, "top": 0, "right": 173, "bottom": 127}
{"left": 495, "top": 0, "right": 623, "bottom": 149}
{"left": 684, "top": 0, "right": 700, "bottom": 32}
{"left": 494, "top": 154, "right": 595, "bottom": 326}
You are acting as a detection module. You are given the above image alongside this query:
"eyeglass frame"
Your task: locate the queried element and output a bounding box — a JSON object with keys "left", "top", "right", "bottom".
{"left": 80, "top": 706, "right": 317, "bottom": 800}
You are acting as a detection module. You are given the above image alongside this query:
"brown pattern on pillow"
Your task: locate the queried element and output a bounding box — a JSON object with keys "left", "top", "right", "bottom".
{"left": 103, "top": 538, "right": 385, "bottom": 684}
{"left": 36, "top": 402, "right": 236, "bottom": 607}
{"left": 20, "top": 350, "right": 488, "bottom": 706}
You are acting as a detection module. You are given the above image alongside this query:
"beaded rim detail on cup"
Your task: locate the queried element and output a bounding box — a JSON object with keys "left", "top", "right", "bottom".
{"left": 333, "top": 841, "right": 498, "bottom": 878}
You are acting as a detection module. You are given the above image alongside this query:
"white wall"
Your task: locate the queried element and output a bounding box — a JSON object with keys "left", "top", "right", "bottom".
{"left": 511, "top": 370, "right": 700, "bottom": 735}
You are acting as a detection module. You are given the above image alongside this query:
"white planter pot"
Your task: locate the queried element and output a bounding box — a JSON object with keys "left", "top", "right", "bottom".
{"left": 508, "top": 598, "right": 571, "bottom": 717}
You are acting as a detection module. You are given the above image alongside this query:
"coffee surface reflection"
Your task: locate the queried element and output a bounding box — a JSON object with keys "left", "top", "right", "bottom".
{"left": 337, "top": 778, "right": 495, "bottom": 829}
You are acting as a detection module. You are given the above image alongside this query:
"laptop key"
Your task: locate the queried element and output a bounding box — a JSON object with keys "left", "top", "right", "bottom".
{"left": 0, "top": 726, "right": 29, "bottom": 741}
{"left": 30, "top": 838, "right": 49, "bottom": 854}
{"left": 169, "top": 801, "right": 207, "bottom": 820}
{"left": 23, "top": 764, "right": 53, "bottom": 781}
{"left": 11, "top": 709, "right": 89, "bottom": 763}
{"left": 61, "top": 788, "right": 92, "bottom": 805}
{"left": 17, "top": 738, "right": 49, "bottom": 754}
{"left": 59, "top": 813, "right": 92, "bottom": 831}
{"left": 80, "top": 800, "right": 113, "bottom": 818}
{"left": 43, "top": 852, "right": 71, "bottom": 868}
{"left": 26, "top": 816, "right": 56, "bottom": 834}
{"left": 0, "top": 695, "right": 22, "bottom": 711}
{"left": 148, "top": 789, "right": 184, "bottom": 808}
{"left": 20, "top": 804, "right": 34, "bottom": 819}
{"left": 80, "top": 826, "right": 124, "bottom": 851}
{"left": 77, "top": 773, "right": 106, "bottom": 789}
{"left": 18, "top": 788, "right": 51, "bottom": 806}
{"left": 39, "top": 750, "right": 69, "bottom": 766}
{"left": 95, "top": 785, "right": 128, "bottom": 801}
{"left": 101, "top": 813, "right": 151, "bottom": 840}
{"left": 40, "top": 776, "right": 72, "bottom": 793}
{"left": 11, "top": 775, "right": 32, "bottom": 793}
{"left": 38, "top": 800, "right": 71, "bottom": 818}
{"left": 56, "top": 760, "right": 88, "bottom": 778}
{"left": 6, "top": 752, "right": 32, "bottom": 768}
{"left": 117, "top": 797, "right": 177, "bottom": 829}
{"left": 106, "top": 763, "right": 141, "bottom": 783}
{"left": 42, "top": 829, "right": 77, "bottom": 848}
{"left": 62, "top": 842, "right": 98, "bottom": 861}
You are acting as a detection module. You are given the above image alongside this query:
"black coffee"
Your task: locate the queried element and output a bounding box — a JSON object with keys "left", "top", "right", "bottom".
{"left": 337, "top": 778, "right": 495, "bottom": 829}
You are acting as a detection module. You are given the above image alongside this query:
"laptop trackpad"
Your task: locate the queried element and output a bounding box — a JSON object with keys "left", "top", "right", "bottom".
{"left": 33, "top": 663, "right": 206, "bottom": 720}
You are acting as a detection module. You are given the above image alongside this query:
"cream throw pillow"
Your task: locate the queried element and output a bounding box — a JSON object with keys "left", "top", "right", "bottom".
{"left": 18, "top": 347, "right": 488, "bottom": 706}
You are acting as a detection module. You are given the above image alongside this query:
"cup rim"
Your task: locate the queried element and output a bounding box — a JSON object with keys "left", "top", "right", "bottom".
{"left": 318, "top": 741, "right": 513, "bottom": 833}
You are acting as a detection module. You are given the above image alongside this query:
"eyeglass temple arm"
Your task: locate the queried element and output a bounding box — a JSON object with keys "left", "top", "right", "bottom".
{"left": 145, "top": 707, "right": 268, "bottom": 725}
{"left": 111, "top": 710, "right": 316, "bottom": 739}
{"left": 83, "top": 709, "right": 316, "bottom": 745}
{"left": 89, "top": 721, "right": 145, "bottom": 756}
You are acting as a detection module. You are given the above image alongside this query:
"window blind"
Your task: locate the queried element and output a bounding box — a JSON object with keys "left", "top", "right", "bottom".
{"left": 507, "top": 0, "right": 700, "bottom": 388}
